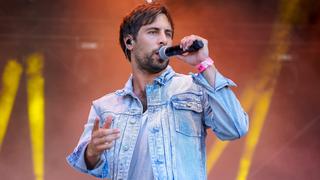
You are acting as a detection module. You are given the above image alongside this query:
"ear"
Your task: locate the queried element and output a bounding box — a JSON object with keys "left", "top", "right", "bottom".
{"left": 124, "top": 35, "right": 134, "bottom": 50}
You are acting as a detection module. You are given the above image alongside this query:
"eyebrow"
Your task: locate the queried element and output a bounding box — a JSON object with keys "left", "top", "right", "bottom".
{"left": 145, "top": 27, "right": 173, "bottom": 34}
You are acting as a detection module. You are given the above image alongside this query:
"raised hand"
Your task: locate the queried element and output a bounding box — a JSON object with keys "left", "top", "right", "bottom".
{"left": 177, "top": 35, "right": 209, "bottom": 66}
{"left": 85, "top": 116, "right": 120, "bottom": 169}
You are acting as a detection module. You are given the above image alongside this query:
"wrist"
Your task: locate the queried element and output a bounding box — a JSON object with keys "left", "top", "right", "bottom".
{"left": 86, "top": 145, "right": 101, "bottom": 163}
{"left": 86, "top": 144, "right": 99, "bottom": 157}
{"left": 85, "top": 145, "right": 100, "bottom": 169}
{"left": 196, "top": 57, "right": 214, "bottom": 73}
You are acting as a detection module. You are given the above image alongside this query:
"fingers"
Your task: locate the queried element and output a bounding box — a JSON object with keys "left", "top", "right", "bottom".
{"left": 88, "top": 115, "right": 121, "bottom": 155}
{"left": 103, "top": 116, "right": 113, "bottom": 129}
{"left": 102, "top": 115, "right": 120, "bottom": 134}
{"left": 92, "top": 115, "right": 114, "bottom": 135}
{"left": 92, "top": 118, "right": 100, "bottom": 134}
{"left": 88, "top": 142, "right": 113, "bottom": 155}
{"left": 90, "top": 129, "right": 121, "bottom": 153}
{"left": 95, "top": 142, "right": 114, "bottom": 151}
{"left": 180, "top": 35, "right": 197, "bottom": 51}
{"left": 105, "top": 133, "right": 121, "bottom": 142}
{"left": 92, "top": 132, "right": 121, "bottom": 145}
{"left": 180, "top": 35, "right": 207, "bottom": 51}
{"left": 92, "top": 128, "right": 120, "bottom": 139}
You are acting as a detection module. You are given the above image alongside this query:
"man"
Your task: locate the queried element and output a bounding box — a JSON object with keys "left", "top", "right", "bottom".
{"left": 67, "top": 3, "right": 249, "bottom": 180}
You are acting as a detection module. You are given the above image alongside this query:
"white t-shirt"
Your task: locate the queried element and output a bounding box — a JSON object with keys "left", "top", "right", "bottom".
{"left": 128, "top": 111, "right": 154, "bottom": 180}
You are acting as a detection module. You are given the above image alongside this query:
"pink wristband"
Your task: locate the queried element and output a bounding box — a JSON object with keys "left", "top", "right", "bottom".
{"left": 196, "top": 57, "right": 214, "bottom": 73}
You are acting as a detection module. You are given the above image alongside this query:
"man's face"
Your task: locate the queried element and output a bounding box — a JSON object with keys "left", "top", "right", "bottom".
{"left": 132, "top": 13, "right": 173, "bottom": 74}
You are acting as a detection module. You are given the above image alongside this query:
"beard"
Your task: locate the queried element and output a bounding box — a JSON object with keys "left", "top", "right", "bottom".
{"left": 134, "top": 49, "right": 169, "bottom": 74}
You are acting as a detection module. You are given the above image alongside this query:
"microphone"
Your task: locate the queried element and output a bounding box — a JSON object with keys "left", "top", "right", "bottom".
{"left": 159, "top": 40, "right": 204, "bottom": 60}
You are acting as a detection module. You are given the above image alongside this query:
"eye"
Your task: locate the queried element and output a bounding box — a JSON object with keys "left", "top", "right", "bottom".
{"left": 148, "top": 31, "right": 157, "bottom": 34}
{"left": 165, "top": 30, "right": 173, "bottom": 38}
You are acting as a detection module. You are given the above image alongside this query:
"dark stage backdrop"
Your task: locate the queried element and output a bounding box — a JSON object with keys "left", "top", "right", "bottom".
{"left": 0, "top": 0, "right": 319, "bottom": 180}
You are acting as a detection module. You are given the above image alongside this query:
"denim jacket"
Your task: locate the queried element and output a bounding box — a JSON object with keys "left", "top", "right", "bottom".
{"left": 67, "top": 66, "right": 249, "bottom": 180}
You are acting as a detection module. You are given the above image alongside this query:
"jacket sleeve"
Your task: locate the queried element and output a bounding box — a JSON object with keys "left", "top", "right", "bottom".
{"left": 66, "top": 104, "right": 110, "bottom": 178}
{"left": 192, "top": 71, "right": 249, "bottom": 140}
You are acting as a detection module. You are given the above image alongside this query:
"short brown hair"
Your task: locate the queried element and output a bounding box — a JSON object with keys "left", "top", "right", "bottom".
{"left": 119, "top": 3, "right": 174, "bottom": 61}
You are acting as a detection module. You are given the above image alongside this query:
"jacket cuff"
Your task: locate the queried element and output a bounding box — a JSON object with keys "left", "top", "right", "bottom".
{"left": 192, "top": 71, "right": 237, "bottom": 92}
{"left": 66, "top": 141, "right": 109, "bottom": 178}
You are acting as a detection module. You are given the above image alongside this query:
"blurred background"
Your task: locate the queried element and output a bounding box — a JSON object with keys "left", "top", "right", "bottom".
{"left": 0, "top": 0, "right": 319, "bottom": 179}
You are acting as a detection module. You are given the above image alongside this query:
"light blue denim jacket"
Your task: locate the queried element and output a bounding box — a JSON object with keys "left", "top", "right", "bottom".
{"left": 67, "top": 66, "right": 249, "bottom": 180}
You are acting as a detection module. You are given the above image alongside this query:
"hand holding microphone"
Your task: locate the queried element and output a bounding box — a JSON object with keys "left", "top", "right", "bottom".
{"left": 159, "top": 35, "right": 209, "bottom": 66}
{"left": 159, "top": 39, "right": 204, "bottom": 60}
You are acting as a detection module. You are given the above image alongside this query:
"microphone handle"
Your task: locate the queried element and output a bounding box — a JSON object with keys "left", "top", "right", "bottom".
{"left": 165, "top": 40, "right": 204, "bottom": 56}
{"left": 185, "top": 40, "right": 204, "bottom": 53}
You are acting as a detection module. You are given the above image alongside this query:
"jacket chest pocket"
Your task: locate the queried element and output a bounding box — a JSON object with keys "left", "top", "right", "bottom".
{"left": 171, "top": 93, "right": 204, "bottom": 137}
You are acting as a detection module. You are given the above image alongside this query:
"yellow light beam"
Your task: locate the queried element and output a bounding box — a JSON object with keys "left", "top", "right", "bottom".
{"left": 207, "top": 0, "right": 300, "bottom": 176}
{"left": 0, "top": 60, "right": 23, "bottom": 149}
{"left": 26, "top": 53, "right": 45, "bottom": 180}
{"left": 236, "top": 0, "right": 300, "bottom": 179}
{"left": 206, "top": 140, "right": 229, "bottom": 174}
{"left": 206, "top": 87, "right": 257, "bottom": 174}
{"left": 206, "top": 85, "right": 258, "bottom": 174}
{"left": 237, "top": 89, "right": 275, "bottom": 180}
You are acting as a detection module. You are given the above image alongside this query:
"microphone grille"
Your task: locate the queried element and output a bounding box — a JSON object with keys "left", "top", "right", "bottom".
{"left": 159, "top": 46, "right": 169, "bottom": 60}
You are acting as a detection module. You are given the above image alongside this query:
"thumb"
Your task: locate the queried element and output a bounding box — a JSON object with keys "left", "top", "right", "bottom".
{"left": 103, "top": 116, "right": 113, "bottom": 129}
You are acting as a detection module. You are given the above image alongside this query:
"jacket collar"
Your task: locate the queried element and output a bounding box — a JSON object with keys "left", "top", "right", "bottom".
{"left": 115, "top": 66, "right": 175, "bottom": 96}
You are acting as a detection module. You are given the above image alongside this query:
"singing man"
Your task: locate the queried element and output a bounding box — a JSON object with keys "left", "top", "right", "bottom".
{"left": 67, "top": 2, "right": 249, "bottom": 180}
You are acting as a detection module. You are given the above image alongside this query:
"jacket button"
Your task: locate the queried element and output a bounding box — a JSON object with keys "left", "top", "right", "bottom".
{"left": 123, "top": 145, "right": 129, "bottom": 151}
{"left": 155, "top": 159, "right": 163, "bottom": 164}
{"left": 151, "top": 126, "right": 159, "bottom": 133}
{"left": 186, "top": 102, "right": 192, "bottom": 108}
{"left": 129, "top": 119, "right": 136, "bottom": 124}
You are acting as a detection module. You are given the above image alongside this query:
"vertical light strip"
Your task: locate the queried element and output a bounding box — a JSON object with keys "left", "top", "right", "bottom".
{"left": 206, "top": 140, "right": 229, "bottom": 174}
{"left": 207, "top": 0, "right": 300, "bottom": 177}
{"left": 0, "top": 60, "right": 23, "bottom": 149}
{"left": 206, "top": 87, "right": 257, "bottom": 173}
{"left": 236, "top": 89, "right": 274, "bottom": 180}
{"left": 206, "top": 86, "right": 261, "bottom": 173}
{"left": 236, "top": 0, "right": 300, "bottom": 179}
{"left": 206, "top": 84, "right": 265, "bottom": 174}
{"left": 26, "top": 53, "right": 45, "bottom": 180}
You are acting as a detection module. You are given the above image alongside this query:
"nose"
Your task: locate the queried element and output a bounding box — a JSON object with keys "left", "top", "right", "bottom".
{"left": 158, "top": 31, "right": 169, "bottom": 46}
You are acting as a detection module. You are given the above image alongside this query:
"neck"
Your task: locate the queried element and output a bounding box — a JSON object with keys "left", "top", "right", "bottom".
{"left": 131, "top": 65, "right": 163, "bottom": 95}
{"left": 130, "top": 61, "right": 165, "bottom": 112}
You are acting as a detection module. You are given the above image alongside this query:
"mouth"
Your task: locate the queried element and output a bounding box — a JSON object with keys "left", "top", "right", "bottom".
{"left": 153, "top": 49, "right": 160, "bottom": 57}
{"left": 153, "top": 48, "right": 167, "bottom": 62}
